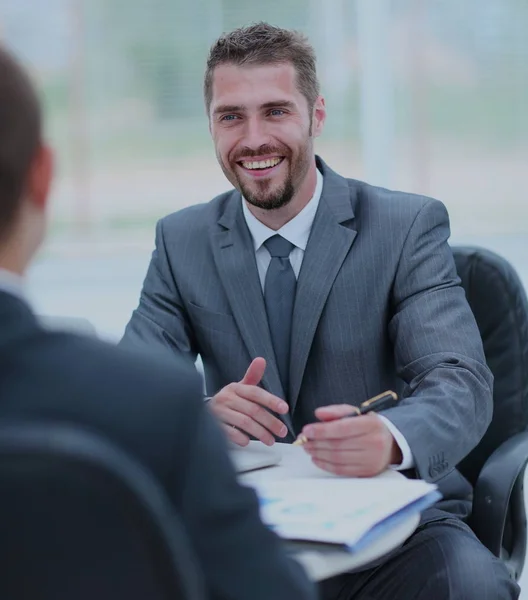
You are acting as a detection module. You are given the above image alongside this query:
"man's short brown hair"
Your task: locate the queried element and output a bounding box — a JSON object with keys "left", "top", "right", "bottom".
{"left": 204, "top": 22, "right": 320, "bottom": 113}
{"left": 0, "top": 46, "right": 42, "bottom": 241}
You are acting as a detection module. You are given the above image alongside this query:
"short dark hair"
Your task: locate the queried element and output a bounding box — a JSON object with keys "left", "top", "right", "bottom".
{"left": 204, "top": 22, "right": 320, "bottom": 113}
{"left": 0, "top": 46, "right": 42, "bottom": 241}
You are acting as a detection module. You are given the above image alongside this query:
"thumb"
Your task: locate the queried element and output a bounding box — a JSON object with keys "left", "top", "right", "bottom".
{"left": 240, "top": 357, "right": 266, "bottom": 386}
{"left": 315, "top": 404, "right": 359, "bottom": 422}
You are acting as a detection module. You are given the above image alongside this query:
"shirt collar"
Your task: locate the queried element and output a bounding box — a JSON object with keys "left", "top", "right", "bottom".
{"left": 242, "top": 168, "right": 323, "bottom": 252}
{"left": 0, "top": 268, "right": 26, "bottom": 301}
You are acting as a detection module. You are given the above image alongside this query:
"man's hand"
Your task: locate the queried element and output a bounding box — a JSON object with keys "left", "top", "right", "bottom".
{"left": 209, "top": 357, "right": 289, "bottom": 447}
{"left": 300, "top": 404, "right": 402, "bottom": 477}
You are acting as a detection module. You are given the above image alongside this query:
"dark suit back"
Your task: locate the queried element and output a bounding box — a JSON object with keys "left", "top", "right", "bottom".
{"left": 0, "top": 291, "right": 314, "bottom": 600}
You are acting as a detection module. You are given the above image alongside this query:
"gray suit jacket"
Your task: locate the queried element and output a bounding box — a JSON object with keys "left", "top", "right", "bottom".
{"left": 122, "top": 156, "right": 493, "bottom": 506}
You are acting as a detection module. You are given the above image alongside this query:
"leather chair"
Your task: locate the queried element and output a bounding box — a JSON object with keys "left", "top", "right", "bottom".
{"left": 453, "top": 246, "right": 528, "bottom": 581}
{"left": 0, "top": 421, "right": 206, "bottom": 600}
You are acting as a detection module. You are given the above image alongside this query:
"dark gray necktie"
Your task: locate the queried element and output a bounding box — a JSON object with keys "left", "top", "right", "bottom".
{"left": 264, "top": 235, "right": 297, "bottom": 397}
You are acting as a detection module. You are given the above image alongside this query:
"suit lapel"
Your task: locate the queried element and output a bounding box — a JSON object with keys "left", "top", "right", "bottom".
{"left": 211, "top": 193, "right": 287, "bottom": 407}
{"left": 289, "top": 159, "right": 358, "bottom": 412}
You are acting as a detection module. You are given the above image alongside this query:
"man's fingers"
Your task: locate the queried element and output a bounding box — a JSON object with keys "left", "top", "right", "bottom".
{"left": 305, "top": 447, "right": 368, "bottom": 466}
{"left": 302, "top": 413, "right": 377, "bottom": 441}
{"left": 222, "top": 423, "right": 250, "bottom": 447}
{"left": 303, "top": 439, "right": 366, "bottom": 452}
{"left": 301, "top": 417, "right": 365, "bottom": 441}
{"left": 238, "top": 383, "right": 289, "bottom": 414}
{"left": 209, "top": 379, "right": 289, "bottom": 443}
{"left": 226, "top": 397, "right": 288, "bottom": 439}
{"left": 221, "top": 407, "right": 277, "bottom": 446}
{"left": 241, "top": 357, "right": 267, "bottom": 386}
{"left": 315, "top": 404, "right": 359, "bottom": 422}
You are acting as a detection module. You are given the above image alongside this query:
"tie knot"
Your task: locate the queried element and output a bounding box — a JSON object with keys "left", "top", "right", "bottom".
{"left": 264, "top": 235, "right": 295, "bottom": 258}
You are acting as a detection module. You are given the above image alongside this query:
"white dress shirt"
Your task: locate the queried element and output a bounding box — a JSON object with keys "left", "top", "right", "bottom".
{"left": 241, "top": 169, "right": 414, "bottom": 470}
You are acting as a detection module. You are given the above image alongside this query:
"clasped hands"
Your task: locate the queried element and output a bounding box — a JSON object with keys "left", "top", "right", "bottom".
{"left": 209, "top": 357, "right": 401, "bottom": 477}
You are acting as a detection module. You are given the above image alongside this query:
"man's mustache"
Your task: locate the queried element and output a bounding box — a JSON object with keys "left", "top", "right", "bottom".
{"left": 232, "top": 146, "right": 288, "bottom": 162}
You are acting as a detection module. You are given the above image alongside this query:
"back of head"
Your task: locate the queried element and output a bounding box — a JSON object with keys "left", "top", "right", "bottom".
{"left": 204, "top": 22, "right": 320, "bottom": 113}
{"left": 0, "top": 46, "right": 42, "bottom": 245}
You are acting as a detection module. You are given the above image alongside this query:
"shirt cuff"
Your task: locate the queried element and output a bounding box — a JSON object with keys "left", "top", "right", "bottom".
{"left": 377, "top": 414, "right": 415, "bottom": 470}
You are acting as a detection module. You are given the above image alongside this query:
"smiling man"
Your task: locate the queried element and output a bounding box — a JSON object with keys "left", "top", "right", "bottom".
{"left": 122, "top": 23, "right": 518, "bottom": 599}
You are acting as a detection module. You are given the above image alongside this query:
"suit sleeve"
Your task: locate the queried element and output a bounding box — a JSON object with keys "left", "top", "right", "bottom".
{"left": 178, "top": 401, "right": 316, "bottom": 600}
{"left": 120, "top": 219, "right": 197, "bottom": 366}
{"left": 381, "top": 199, "right": 493, "bottom": 483}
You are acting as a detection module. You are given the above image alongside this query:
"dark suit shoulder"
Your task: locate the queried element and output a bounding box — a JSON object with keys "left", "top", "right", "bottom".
{"left": 346, "top": 178, "right": 448, "bottom": 234}
{"left": 352, "top": 178, "right": 442, "bottom": 213}
{"left": 43, "top": 331, "right": 200, "bottom": 395}
{"left": 4, "top": 329, "right": 204, "bottom": 474}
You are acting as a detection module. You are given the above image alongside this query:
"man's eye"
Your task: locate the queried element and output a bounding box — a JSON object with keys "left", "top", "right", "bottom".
{"left": 269, "top": 109, "right": 285, "bottom": 117}
{"left": 221, "top": 114, "right": 239, "bottom": 121}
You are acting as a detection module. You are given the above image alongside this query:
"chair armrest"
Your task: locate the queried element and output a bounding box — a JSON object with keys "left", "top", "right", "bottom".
{"left": 471, "top": 432, "right": 528, "bottom": 580}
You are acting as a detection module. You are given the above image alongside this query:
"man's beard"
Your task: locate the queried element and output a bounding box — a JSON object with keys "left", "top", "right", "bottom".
{"left": 238, "top": 171, "right": 295, "bottom": 211}
{"left": 229, "top": 147, "right": 310, "bottom": 211}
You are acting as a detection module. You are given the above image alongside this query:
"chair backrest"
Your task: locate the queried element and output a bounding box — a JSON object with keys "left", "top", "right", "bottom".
{"left": 0, "top": 421, "right": 206, "bottom": 600}
{"left": 453, "top": 246, "right": 528, "bottom": 486}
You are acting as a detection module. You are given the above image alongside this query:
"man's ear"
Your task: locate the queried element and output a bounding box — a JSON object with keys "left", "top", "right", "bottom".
{"left": 27, "top": 144, "right": 53, "bottom": 211}
{"left": 311, "top": 96, "right": 326, "bottom": 138}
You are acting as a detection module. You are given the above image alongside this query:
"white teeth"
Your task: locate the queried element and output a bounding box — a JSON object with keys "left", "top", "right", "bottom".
{"left": 242, "top": 157, "right": 282, "bottom": 170}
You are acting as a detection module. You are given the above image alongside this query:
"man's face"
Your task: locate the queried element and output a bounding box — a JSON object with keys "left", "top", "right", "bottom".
{"left": 209, "top": 62, "right": 325, "bottom": 211}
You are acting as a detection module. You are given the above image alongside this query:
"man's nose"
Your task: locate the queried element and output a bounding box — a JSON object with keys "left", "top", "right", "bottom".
{"left": 243, "top": 116, "right": 271, "bottom": 150}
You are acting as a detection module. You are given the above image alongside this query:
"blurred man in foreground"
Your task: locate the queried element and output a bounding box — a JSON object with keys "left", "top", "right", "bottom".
{"left": 0, "top": 46, "right": 315, "bottom": 600}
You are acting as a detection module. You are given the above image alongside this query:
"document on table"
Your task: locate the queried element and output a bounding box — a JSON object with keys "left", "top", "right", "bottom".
{"left": 250, "top": 477, "right": 441, "bottom": 552}
{"left": 228, "top": 442, "right": 282, "bottom": 473}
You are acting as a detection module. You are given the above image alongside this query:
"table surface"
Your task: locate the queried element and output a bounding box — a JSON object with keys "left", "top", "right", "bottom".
{"left": 238, "top": 442, "right": 420, "bottom": 582}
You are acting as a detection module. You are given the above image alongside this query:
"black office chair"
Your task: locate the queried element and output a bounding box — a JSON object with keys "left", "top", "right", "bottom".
{"left": 0, "top": 421, "right": 206, "bottom": 600}
{"left": 453, "top": 246, "right": 528, "bottom": 581}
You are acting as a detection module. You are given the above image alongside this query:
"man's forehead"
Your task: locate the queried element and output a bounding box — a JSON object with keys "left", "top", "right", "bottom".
{"left": 212, "top": 62, "right": 297, "bottom": 91}
{"left": 210, "top": 62, "right": 301, "bottom": 108}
